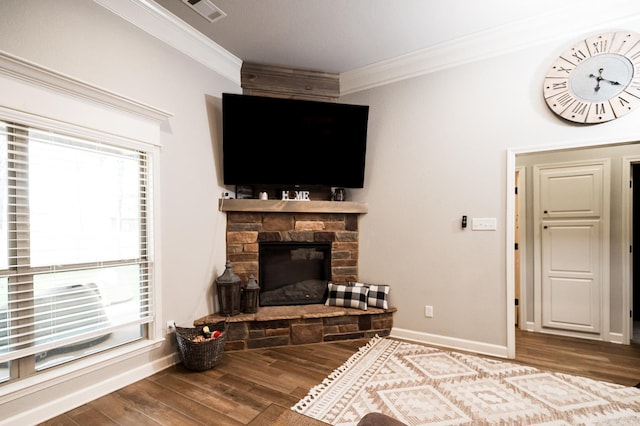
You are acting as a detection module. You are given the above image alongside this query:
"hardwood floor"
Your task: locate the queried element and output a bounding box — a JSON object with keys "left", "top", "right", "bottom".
{"left": 41, "top": 331, "right": 640, "bottom": 425}
{"left": 514, "top": 329, "right": 640, "bottom": 387}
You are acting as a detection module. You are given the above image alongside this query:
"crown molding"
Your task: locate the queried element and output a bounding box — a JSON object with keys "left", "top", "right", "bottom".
{"left": 340, "top": 3, "right": 640, "bottom": 95}
{"left": 94, "top": 0, "right": 242, "bottom": 86}
{"left": 93, "top": 0, "right": 640, "bottom": 96}
{"left": 0, "top": 50, "right": 172, "bottom": 123}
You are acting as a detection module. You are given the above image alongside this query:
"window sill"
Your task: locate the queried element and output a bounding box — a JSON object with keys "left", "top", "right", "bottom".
{"left": 0, "top": 337, "right": 165, "bottom": 404}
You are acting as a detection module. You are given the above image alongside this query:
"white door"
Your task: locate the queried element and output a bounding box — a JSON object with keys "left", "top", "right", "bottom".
{"left": 541, "top": 220, "right": 601, "bottom": 333}
{"left": 534, "top": 161, "right": 610, "bottom": 339}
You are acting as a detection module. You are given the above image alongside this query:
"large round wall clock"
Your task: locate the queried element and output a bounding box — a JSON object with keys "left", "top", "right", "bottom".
{"left": 543, "top": 31, "right": 640, "bottom": 124}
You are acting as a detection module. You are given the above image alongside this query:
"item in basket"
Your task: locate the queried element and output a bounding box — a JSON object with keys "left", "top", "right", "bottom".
{"left": 212, "top": 330, "right": 221, "bottom": 338}
{"left": 202, "top": 325, "right": 212, "bottom": 338}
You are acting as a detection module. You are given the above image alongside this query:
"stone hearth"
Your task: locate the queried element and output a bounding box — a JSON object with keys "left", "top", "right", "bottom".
{"left": 195, "top": 304, "right": 396, "bottom": 351}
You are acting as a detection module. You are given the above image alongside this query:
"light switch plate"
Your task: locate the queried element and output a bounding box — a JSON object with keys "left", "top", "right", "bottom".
{"left": 471, "top": 218, "right": 497, "bottom": 231}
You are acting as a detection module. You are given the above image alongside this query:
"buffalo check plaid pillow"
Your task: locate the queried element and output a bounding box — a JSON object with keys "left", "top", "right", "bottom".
{"left": 350, "top": 282, "right": 389, "bottom": 309}
{"left": 325, "top": 283, "right": 369, "bottom": 310}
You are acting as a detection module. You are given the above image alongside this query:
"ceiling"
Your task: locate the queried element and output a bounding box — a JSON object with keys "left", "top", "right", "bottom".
{"left": 152, "top": 0, "right": 640, "bottom": 76}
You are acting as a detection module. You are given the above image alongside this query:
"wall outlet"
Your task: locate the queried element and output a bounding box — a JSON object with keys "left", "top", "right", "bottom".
{"left": 425, "top": 305, "right": 434, "bottom": 318}
{"left": 166, "top": 320, "right": 176, "bottom": 334}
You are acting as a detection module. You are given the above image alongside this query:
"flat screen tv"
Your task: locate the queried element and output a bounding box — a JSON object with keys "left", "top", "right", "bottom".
{"left": 222, "top": 93, "right": 369, "bottom": 188}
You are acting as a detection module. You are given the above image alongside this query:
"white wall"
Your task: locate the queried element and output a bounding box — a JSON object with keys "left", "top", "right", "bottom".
{"left": 343, "top": 22, "right": 640, "bottom": 355}
{"left": 0, "top": 0, "right": 240, "bottom": 422}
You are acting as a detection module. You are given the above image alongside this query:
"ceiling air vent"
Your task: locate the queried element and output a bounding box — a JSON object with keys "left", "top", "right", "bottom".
{"left": 182, "top": 0, "right": 226, "bottom": 23}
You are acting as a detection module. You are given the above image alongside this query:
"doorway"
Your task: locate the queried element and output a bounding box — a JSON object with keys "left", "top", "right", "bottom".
{"left": 511, "top": 143, "right": 640, "bottom": 353}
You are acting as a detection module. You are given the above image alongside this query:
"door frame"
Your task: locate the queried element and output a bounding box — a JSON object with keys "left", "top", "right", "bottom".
{"left": 621, "top": 155, "right": 640, "bottom": 344}
{"left": 515, "top": 166, "right": 527, "bottom": 332}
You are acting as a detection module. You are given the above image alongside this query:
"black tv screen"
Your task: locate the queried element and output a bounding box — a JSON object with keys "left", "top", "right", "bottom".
{"left": 222, "top": 93, "right": 369, "bottom": 188}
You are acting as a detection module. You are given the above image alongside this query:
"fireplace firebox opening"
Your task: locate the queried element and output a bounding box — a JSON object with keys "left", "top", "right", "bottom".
{"left": 259, "top": 242, "right": 331, "bottom": 306}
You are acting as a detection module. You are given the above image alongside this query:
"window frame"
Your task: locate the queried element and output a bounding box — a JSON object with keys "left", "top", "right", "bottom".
{"left": 0, "top": 115, "right": 160, "bottom": 383}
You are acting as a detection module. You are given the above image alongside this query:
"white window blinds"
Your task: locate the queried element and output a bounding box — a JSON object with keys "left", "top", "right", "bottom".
{"left": 0, "top": 120, "right": 154, "bottom": 365}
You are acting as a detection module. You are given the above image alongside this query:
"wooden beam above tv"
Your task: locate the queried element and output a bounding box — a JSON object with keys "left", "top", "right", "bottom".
{"left": 241, "top": 62, "right": 339, "bottom": 102}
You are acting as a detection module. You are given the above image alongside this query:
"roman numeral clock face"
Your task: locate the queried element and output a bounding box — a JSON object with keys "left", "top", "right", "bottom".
{"left": 543, "top": 31, "right": 640, "bottom": 124}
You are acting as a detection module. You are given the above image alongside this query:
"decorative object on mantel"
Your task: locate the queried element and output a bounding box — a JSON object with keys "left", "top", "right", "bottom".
{"left": 236, "top": 185, "right": 254, "bottom": 199}
{"left": 332, "top": 187, "right": 346, "bottom": 201}
{"left": 543, "top": 30, "right": 640, "bottom": 124}
{"left": 281, "top": 189, "right": 311, "bottom": 201}
{"left": 242, "top": 274, "right": 260, "bottom": 314}
{"left": 216, "top": 261, "right": 242, "bottom": 316}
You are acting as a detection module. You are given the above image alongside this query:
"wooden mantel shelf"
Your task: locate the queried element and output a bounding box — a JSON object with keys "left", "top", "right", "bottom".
{"left": 219, "top": 198, "right": 367, "bottom": 214}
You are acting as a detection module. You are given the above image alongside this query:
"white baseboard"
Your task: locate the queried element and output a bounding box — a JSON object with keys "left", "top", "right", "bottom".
{"left": 390, "top": 327, "right": 510, "bottom": 358}
{"left": 2, "top": 351, "right": 181, "bottom": 426}
{"left": 609, "top": 332, "right": 624, "bottom": 344}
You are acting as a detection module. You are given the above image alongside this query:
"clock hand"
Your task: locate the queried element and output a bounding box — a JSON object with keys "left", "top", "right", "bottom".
{"left": 588, "top": 68, "right": 604, "bottom": 92}
{"left": 589, "top": 70, "right": 602, "bottom": 92}
{"left": 588, "top": 68, "right": 621, "bottom": 92}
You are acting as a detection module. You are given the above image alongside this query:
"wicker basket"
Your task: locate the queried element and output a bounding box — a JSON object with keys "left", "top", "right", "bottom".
{"left": 175, "top": 321, "right": 226, "bottom": 371}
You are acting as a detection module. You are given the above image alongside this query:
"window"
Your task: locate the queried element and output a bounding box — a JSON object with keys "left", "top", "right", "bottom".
{"left": 0, "top": 120, "right": 154, "bottom": 382}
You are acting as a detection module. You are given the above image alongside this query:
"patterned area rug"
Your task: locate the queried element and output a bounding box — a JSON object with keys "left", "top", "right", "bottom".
{"left": 292, "top": 336, "right": 640, "bottom": 425}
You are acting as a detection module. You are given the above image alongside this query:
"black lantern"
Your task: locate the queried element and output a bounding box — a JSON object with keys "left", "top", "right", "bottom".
{"left": 243, "top": 274, "right": 260, "bottom": 314}
{"left": 216, "top": 261, "right": 242, "bottom": 316}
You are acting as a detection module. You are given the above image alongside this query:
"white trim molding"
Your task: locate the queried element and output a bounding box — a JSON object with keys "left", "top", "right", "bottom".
{"left": 621, "top": 155, "right": 640, "bottom": 345}
{"left": 94, "top": 0, "right": 242, "bottom": 86}
{"left": 609, "top": 332, "right": 624, "bottom": 345}
{"left": 391, "top": 327, "right": 509, "bottom": 359}
{"left": 0, "top": 50, "right": 172, "bottom": 124}
{"left": 340, "top": 2, "right": 640, "bottom": 95}
{"left": 0, "top": 50, "right": 172, "bottom": 146}
{"left": 93, "top": 0, "right": 640, "bottom": 96}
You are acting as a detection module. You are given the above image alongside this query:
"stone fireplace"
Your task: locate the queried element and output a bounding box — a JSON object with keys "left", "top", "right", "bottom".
{"left": 224, "top": 206, "right": 361, "bottom": 300}
{"left": 194, "top": 199, "right": 395, "bottom": 351}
